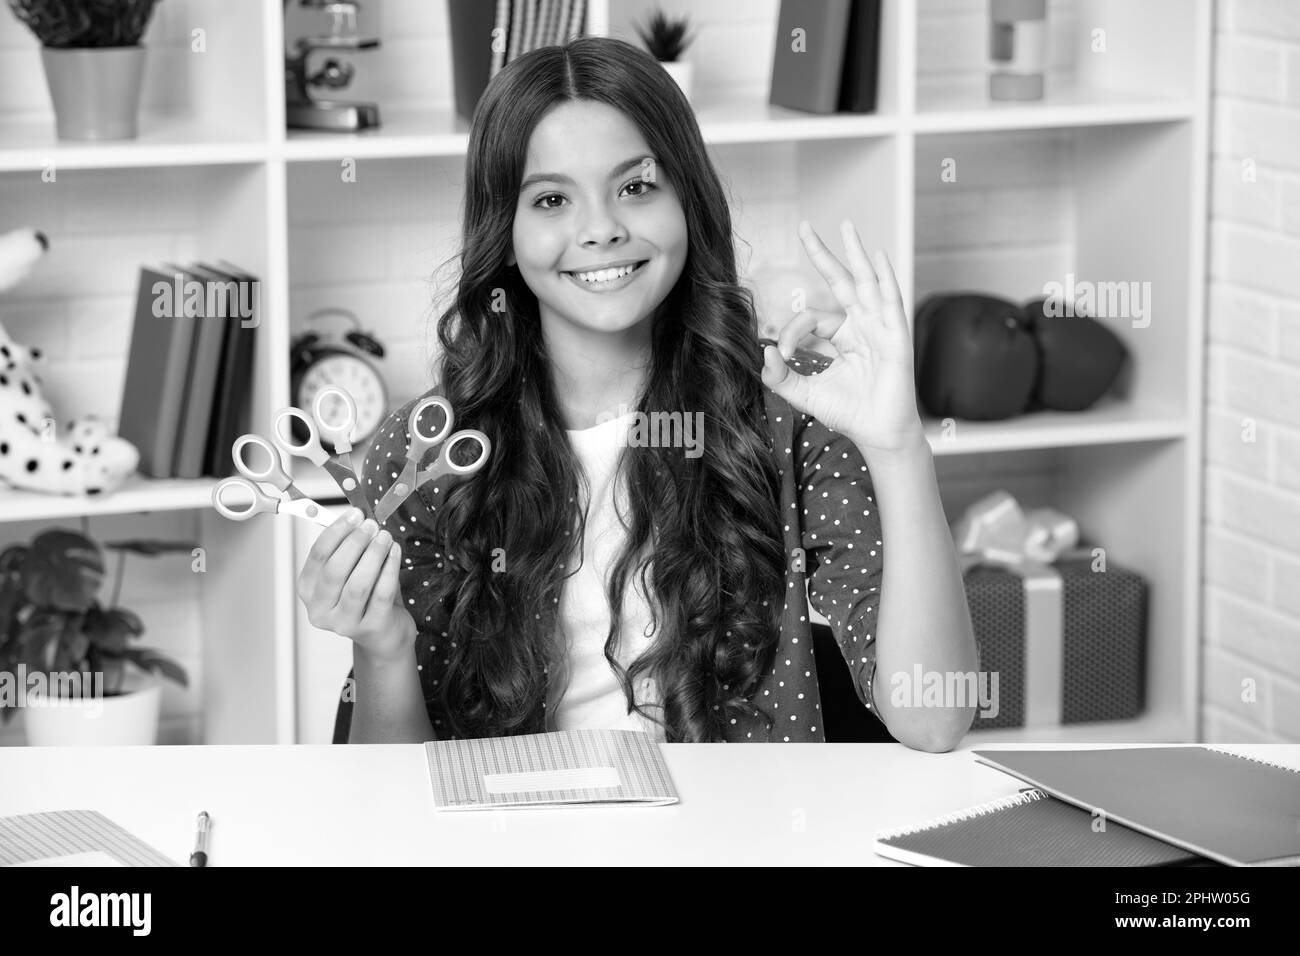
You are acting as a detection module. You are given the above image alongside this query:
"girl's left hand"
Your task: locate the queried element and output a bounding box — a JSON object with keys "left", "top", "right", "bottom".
{"left": 760, "top": 220, "right": 925, "bottom": 459}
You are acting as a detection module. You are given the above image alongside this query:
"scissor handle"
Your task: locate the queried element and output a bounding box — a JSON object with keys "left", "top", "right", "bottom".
{"left": 312, "top": 385, "right": 360, "bottom": 455}
{"left": 212, "top": 476, "right": 280, "bottom": 521}
{"left": 406, "top": 396, "right": 454, "bottom": 461}
{"left": 231, "top": 434, "right": 292, "bottom": 493}
{"left": 419, "top": 430, "right": 491, "bottom": 484}
{"left": 272, "top": 406, "right": 328, "bottom": 467}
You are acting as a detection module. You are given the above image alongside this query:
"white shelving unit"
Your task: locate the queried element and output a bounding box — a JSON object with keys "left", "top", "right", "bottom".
{"left": 0, "top": 0, "right": 1209, "bottom": 745}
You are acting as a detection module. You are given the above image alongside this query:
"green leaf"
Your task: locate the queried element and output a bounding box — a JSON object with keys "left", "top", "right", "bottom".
{"left": 126, "top": 648, "right": 188, "bottom": 688}
{"left": 23, "top": 530, "right": 104, "bottom": 611}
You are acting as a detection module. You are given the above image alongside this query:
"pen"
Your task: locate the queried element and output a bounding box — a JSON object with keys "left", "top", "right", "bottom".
{"left": 190, "top": 811, "right": 210, "bottom": 867}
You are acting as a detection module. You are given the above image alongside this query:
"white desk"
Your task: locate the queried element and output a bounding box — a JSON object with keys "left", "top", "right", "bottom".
{"left": 3, "top": 743, "right": 1296, "bottom": 866}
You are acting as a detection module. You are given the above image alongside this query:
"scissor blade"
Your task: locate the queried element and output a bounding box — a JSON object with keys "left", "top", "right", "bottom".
{"left": 321, "top": 458, "right": 374, "bottom": 519}
{"left": 373, "top": 462, "right": 420, "bottom": 526}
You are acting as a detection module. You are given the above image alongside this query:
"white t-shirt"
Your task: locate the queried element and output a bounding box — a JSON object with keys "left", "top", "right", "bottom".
{"left": 547, "top": 412, "right": 666, "bottom": 741}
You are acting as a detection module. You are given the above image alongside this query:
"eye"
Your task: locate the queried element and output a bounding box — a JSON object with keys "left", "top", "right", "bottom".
{"left": 622, "top": 179, "right": 657, "bottom": 198}
{"left": 532, "top": 193, "right": 565, "bottom": 210}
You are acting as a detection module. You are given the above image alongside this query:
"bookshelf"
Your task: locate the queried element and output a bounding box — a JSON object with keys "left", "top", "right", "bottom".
{"left": 0, "top": 0, "right": 1210, "bottom": 747}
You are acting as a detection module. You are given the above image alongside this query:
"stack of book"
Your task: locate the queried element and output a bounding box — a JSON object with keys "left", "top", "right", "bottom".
{"left": 118, "top": 261, "right": 259, "bottom": 480}
{"left": 770, "top": 0, "right": 883, "bottom": 114}
{"left": 448, "top": 0, "right": 588, "bottom": 121}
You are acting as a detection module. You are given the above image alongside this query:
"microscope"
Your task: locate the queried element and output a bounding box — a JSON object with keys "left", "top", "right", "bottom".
{"left": 284, "top": 0, "right": 382, "bottom": 130}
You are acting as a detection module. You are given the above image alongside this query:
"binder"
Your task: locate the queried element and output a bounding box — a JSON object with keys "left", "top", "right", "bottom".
{"left": 875, "top": 788, "right": 1217, "bottom": 867}
{"left": 974, "top": 747, "right": 1300, "bottom": 867}
{"left": 119, "top": 265, "right": 199, "bottom": 477}
{"left": 769, "top": 0, "right": 852, "bottom": 114}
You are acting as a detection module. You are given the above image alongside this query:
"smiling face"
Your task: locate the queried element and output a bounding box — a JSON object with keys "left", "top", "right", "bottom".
{"left": 510, "top": 99, "right": 689, "bottom": 346}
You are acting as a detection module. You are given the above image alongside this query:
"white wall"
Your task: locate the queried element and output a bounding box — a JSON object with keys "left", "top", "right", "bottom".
{"left": 1202, "top": 0, "right": 1300, "bottom": 741}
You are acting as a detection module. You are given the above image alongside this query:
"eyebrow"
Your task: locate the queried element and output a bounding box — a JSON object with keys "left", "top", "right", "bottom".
{"left": 519, "top": 155, "right": 656, "bottom": 193}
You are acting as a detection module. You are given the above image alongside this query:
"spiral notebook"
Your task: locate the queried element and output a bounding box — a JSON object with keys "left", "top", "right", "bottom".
{"left": 874, "top": 789, "right": 1217, "bottom": 866}
{"left": 973, "top": 747, "right": 1300, "bottom": 867}
{"left": 425, "top": 728, "right": 678, "bottom": 810}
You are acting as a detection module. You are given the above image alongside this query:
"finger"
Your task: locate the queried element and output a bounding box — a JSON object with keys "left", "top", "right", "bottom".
{"left": 776, "top": 308, "right": 845, "bottom": 359}
{"left": 298, "top": 507, "right": 365, "bottom": 595}
{"left": 760, "top": 344, "right": 816, "bottom": 412}
{"left": 839, "top": 220, "right": 884, "bottom": 315}
{"left": 318, "top": 519, "right": 381, "bottom": 608}
{"left": 338, "top": 528, "right": 392, "bottom": 620}
{"left": 872, "top": 249, "right": 908, "bottom": 334}
{"left": 364, "top": 543, "right": 404, "bottom": 621}
{"left": 797, "top": 220, "right": 861, "bottom": 315}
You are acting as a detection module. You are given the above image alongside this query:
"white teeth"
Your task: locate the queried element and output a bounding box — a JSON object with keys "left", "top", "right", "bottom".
{"left": 572, "top": 262, "right": 641, "bottom": 283}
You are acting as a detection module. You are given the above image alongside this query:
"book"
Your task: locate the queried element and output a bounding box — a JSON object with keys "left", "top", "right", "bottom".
{"left": 425, "top": 728, "right": 678, "bottom": 810}
{"left": 837, "top": 0, "right": 883, "bottom": 113}
{"left": 973, "top": 747, "right": 1300, "bottom": 867}
{"left": 119, "top": 265, "right": 199, "bottom": 477}
{"left": 170, "top": 262, "right": 229, "bottom": 478}
{"left": 200, "top": 260, "right": 258, "bottom": 478}
{"left": 769, "top": 0, "right": 852, "bottom": 114}
{"left": 875, "top": 788, "right": 1217, "bottom": 867}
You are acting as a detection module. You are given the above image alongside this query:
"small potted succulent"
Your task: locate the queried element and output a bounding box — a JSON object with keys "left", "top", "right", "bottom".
{"left": 7, "top": 0, "right": 162, "bottom": 141}
{"left": 0, "top": 529, "right": 191, "bottom": 745}
{"left": 634, "top": 7, "right": 696, "bottom": 103}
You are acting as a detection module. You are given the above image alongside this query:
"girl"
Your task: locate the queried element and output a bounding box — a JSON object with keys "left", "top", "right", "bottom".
{"left": 297, "top": 37, "right": 979, "bottom": 751}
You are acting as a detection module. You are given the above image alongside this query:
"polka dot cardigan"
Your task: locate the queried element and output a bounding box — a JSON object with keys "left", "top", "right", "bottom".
{"left": 336, "top": 351, "right": 886, "bottom": 743}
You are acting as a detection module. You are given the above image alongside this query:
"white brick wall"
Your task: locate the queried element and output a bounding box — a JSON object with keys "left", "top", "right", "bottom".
{"left": 1204, "top": 0, "right": 1300, "bottom": 742}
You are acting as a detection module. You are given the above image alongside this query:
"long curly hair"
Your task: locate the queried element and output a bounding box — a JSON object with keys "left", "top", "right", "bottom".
{"left": 426, "top": 36, "right": 786, "bottom": 742}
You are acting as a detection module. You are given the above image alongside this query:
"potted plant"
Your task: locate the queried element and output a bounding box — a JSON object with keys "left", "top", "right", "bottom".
{"left": 634, "top": 7, "right": 696, "bottom": 103}
{"left": 7, "top": 0, "right": 161, "bottom": 141}
{"left": 0, "top": 529, "right": 191, "bottom": 745}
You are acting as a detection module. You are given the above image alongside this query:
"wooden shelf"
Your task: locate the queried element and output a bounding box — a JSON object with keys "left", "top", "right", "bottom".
{"left": 0, "top": 113, "right": 268, "bottom": 172}
{"left": 914, "top": 83, "right": 1196, "bottom": 133}
{"left": 924, "top": 400, "right": 1188, "bottom": 456}
{"left": 0, "top": 475, "right": 217, "bottom": 523}
{"left": 966, "top": 712, "right": 1192, "bottom": 745}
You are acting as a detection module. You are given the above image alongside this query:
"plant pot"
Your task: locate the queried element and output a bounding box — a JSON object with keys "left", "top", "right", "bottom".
{"left": 659, "top": 60, "right": 694, "bottom": 103}
{"left": 39, "top": 45, "right": 147, "bottom": 141}
{"left": 23, "top": 668, "right": 161, "bottom": 746}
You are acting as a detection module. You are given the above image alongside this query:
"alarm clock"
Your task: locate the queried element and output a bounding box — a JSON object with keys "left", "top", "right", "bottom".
{"left": 289, "top": 307, "right": 389, "bottom": 451}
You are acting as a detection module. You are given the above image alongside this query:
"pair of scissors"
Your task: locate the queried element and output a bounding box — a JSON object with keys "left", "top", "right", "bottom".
{"left": 271, "top": 385, "right": 374, "bottom": 518}
{"left": 212, "top": 434, "right": 340, "bottom": 527}
{"left": 372, "top": 395, "right": 491, "bottom": 525}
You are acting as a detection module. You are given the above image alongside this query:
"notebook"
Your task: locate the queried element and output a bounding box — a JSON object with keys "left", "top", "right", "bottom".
{"left": 875, "top": 789, "right": 1217, "bottom": 866}
{"left": 0, "top": 810, "right": 178, "bottom": 867}
{"left": 425, "top": 728, "right": 678, "bottom": 810}
{"left": 973, "top": 747, "right": 1300, "bottom": 867}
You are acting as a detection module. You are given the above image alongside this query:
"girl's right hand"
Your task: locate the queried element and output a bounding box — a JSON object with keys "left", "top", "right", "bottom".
{"left": 296, "top": 507, "right": 416, "bottom": 663}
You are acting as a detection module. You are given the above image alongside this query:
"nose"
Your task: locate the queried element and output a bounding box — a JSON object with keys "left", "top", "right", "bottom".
{"left": 577, "top": 199, "right": 627, "bottom": 249}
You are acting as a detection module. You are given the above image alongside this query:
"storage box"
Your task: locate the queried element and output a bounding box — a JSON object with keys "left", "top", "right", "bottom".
{"left": 964, "top": 557, "right": 1148, "bottom": 729}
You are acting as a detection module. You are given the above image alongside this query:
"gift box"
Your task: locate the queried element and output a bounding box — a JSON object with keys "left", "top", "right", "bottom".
{"left": 953, "top": 492, "right": 1148, "bottom": 730}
